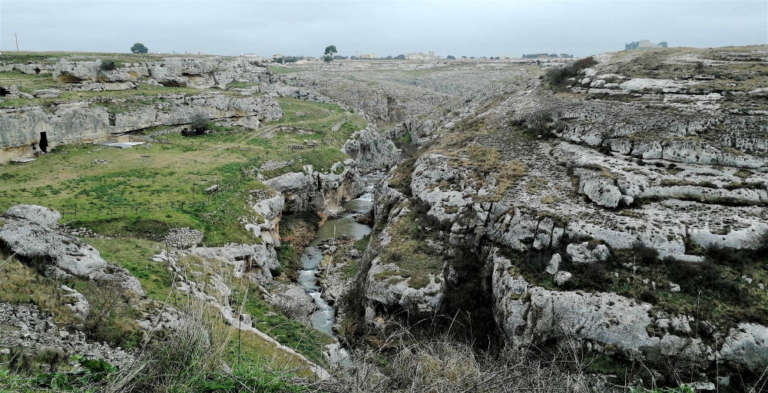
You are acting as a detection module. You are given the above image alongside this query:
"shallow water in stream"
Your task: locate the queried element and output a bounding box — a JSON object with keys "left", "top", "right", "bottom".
{"left": 297, "top": 176, "right": 377, "bottom": 335}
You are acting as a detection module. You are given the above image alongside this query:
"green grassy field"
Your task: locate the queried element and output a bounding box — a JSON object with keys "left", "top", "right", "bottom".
{"left": 0, "top": 98, "right": 366, "bottom": 246}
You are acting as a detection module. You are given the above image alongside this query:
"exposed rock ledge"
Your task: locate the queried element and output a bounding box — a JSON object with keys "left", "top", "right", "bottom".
{"left": 0, "top": 205, "right": 143, "bottom": 295}
{"left": 491, "top": 250, "right": 768, "bottom": 374}
{"left": 0, "top": 93, "right": 282, "bottom": 162}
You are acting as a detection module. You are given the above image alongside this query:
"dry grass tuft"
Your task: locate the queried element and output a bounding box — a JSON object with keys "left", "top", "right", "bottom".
{"left": 306, "top": 327, "right": 606, "bottom": 393}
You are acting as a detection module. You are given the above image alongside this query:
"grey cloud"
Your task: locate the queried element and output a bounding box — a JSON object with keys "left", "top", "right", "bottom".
{"left": 1, "top": 0, "right": 765, "bottom": 57}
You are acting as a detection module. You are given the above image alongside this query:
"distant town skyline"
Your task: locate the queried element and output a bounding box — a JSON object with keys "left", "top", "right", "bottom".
{"left": 1, "top": 0, "right": 766, "bottom": 57}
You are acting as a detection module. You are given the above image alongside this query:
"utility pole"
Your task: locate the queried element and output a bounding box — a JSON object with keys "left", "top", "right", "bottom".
{"left": 14, "top": 33, "right": 20, "bottom": 51}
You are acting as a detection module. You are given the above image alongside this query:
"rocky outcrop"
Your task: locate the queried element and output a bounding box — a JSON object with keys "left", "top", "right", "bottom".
{"left": 0, "top": 205, "right": 143, "bottom": 294}
{"left": 491, "top": 248, "right": 768, "bottom": 374}
{"left": 189, "top": 243, "right": 280, "bottom": 282}
{"left": 342, "top": 126, "right": 401, "bottom": 173}
{"left": 265, "top": 282, "right": 316, "bottom": 323}
{"left": 52, "top": 57, "right": 268, "bottom": 89}
{"left": 719, "top": 323, "right": 768, "bottom": 373}
{"left": 264, "top": 165, "right": 364, "bottom": 217}
{"left": 245, "top": 193, "right": 285, "bottom": 246}
{"left": 354, "top": 46, "right": 768, "bottom": 385}
{"left": 0, "top": 93, "right": 282, "bottom": 162}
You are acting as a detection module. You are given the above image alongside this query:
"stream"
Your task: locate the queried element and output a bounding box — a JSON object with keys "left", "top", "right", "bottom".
{"left": 297, "top": 175, "right": 377, "bottom": 336}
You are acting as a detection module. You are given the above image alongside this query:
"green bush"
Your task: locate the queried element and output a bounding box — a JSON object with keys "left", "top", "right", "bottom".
{"left": 190, "top": 113, "right": 211, "bottom": 132}
{"left": 545, "top": 56, "right": 597, "bottom": 89}
{"left": 100, "top": 60, "right": 117, "bottom": 71}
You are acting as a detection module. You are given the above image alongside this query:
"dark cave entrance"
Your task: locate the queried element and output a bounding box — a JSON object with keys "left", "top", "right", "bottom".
{"left": 39, "top": 132, "right": 48, "bottom": 153}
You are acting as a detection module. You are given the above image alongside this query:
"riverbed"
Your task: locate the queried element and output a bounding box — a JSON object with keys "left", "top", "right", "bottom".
{"left": 296, "top": 175, "right": 377, "bottom": 335}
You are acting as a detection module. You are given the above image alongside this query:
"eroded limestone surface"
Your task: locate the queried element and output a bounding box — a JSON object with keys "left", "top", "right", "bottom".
{"left": 350, "top": 46, "right": 768, "bottom": 381}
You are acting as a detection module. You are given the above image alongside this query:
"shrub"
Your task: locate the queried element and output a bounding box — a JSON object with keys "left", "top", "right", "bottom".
{"left": 631, "top": 243, "right": 660, "bottom": 265}
{"left": 81, "top": 283, "right": 142, "bottom": 349}
{"left": 183, "top": 113, "right": 212, "bottom": 136}
{"left": 521, "top": 108, "right": 563, "bottom": 138}
{"left": 545, "top": 56, "right": 597, "bottom": 89}
{"left": 100, "top": 60, "right": 117, "bottom": 71}
{"left": 190, "top": 114, "right": 210, "bottom": 131}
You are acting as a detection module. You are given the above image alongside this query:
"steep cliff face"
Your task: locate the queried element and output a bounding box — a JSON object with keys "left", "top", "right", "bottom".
{"left": 0, "top": 54, "right": 279, "bottom": 162}
{"left": 0, "top": 94, "right": 282, "bottom": 160}
{"left": 355, "top": 46, "right": 768, "bottom": 385}
{"left": 264, "top": 165, "right": 364, "bottom": 218}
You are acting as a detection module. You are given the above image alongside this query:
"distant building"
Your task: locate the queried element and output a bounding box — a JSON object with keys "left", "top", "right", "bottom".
{"left": 359, "top": 53, "right": 376, "bottom": 59}
{"left": 625, "top": 40, "right": 668, "bottom": 50}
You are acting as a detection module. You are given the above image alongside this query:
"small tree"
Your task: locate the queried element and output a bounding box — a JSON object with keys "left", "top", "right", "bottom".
{"left": 131, "top": 43, "right": 148, "bottom": 54}
{"left": 323, "top": 45, "right": 338, "bottom": 62}
{"left": 183, "top": 113, "right": 211, "bottom": 136}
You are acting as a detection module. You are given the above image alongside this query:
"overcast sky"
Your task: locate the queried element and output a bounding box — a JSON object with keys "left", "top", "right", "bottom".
{"left": 1, "top": 0, "right": 766, "bottom": 57}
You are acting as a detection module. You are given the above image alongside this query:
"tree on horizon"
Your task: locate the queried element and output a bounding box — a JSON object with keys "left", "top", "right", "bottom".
{"left": 323, "top": 45, "right": 338, "bottom": 62}
{"left": 131, "top": 43, "right": 148, "bottom": 54}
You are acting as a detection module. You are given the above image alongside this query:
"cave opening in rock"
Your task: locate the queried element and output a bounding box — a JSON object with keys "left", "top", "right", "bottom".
{"left": 439, "top": 248, "right": 503, "bottom": 351}
{"left": 39, "top": 132, "right": 48, "bottom": 153}
{"left": 160, "top": 80, "right": 186, "bottom": 88}
{"left": 0, "top": 86, "right": 9, "bottom": 96}
{"left": 34, "top": 67, "right": 41, "bottom": 75}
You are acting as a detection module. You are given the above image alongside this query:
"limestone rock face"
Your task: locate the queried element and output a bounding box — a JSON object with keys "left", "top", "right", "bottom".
{"left": 191, "top": 243, "right": 279, "bottom": 282}
{"left": 245, "top": 194, "right": 285, "bottom": 246}
{"left": 0, "top": 94, "right": 282, "bottom": 162}
{"left": 53, "top": 60, "right": 102, "bottom": 82}
{"left": 0, "top": 205, "right": 143, "bottom": 295}
{"left": 351, "top": 46, "right": 768, "bottom": 382}
{"left": 578, "top": 175, "right": 623, "bottom": 208}
{"left": 491, "top": 252, "right": 715, "bottom": 366}
{"left": 264, "top": 166, "right": 363, "bottom": 216}
{"left": 50, "top": 57, "right": 268, "bottom": 88}
{"left": 342, "top": 126, "right": 401, "bottom": 173}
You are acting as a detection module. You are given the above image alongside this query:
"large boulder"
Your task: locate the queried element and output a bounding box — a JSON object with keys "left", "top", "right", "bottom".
{"left": 6, "top": 205, "right": 62, "bottom": 227}
{"left": 265, "top": 282, "right": 316, "bottom": 322}
{"left": 565, "top": 241, "right": 611, "bottom": 264}
{"left": 0, "top": 205, "right": 143, "bottom": 294}
{"left": 719, "top": 323, "right": 768, "bottom": 373}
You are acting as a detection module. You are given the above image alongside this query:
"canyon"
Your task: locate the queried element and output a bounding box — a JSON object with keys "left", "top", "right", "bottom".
{"left": 0, "top": 46, "right": 766, "bottom": 392}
